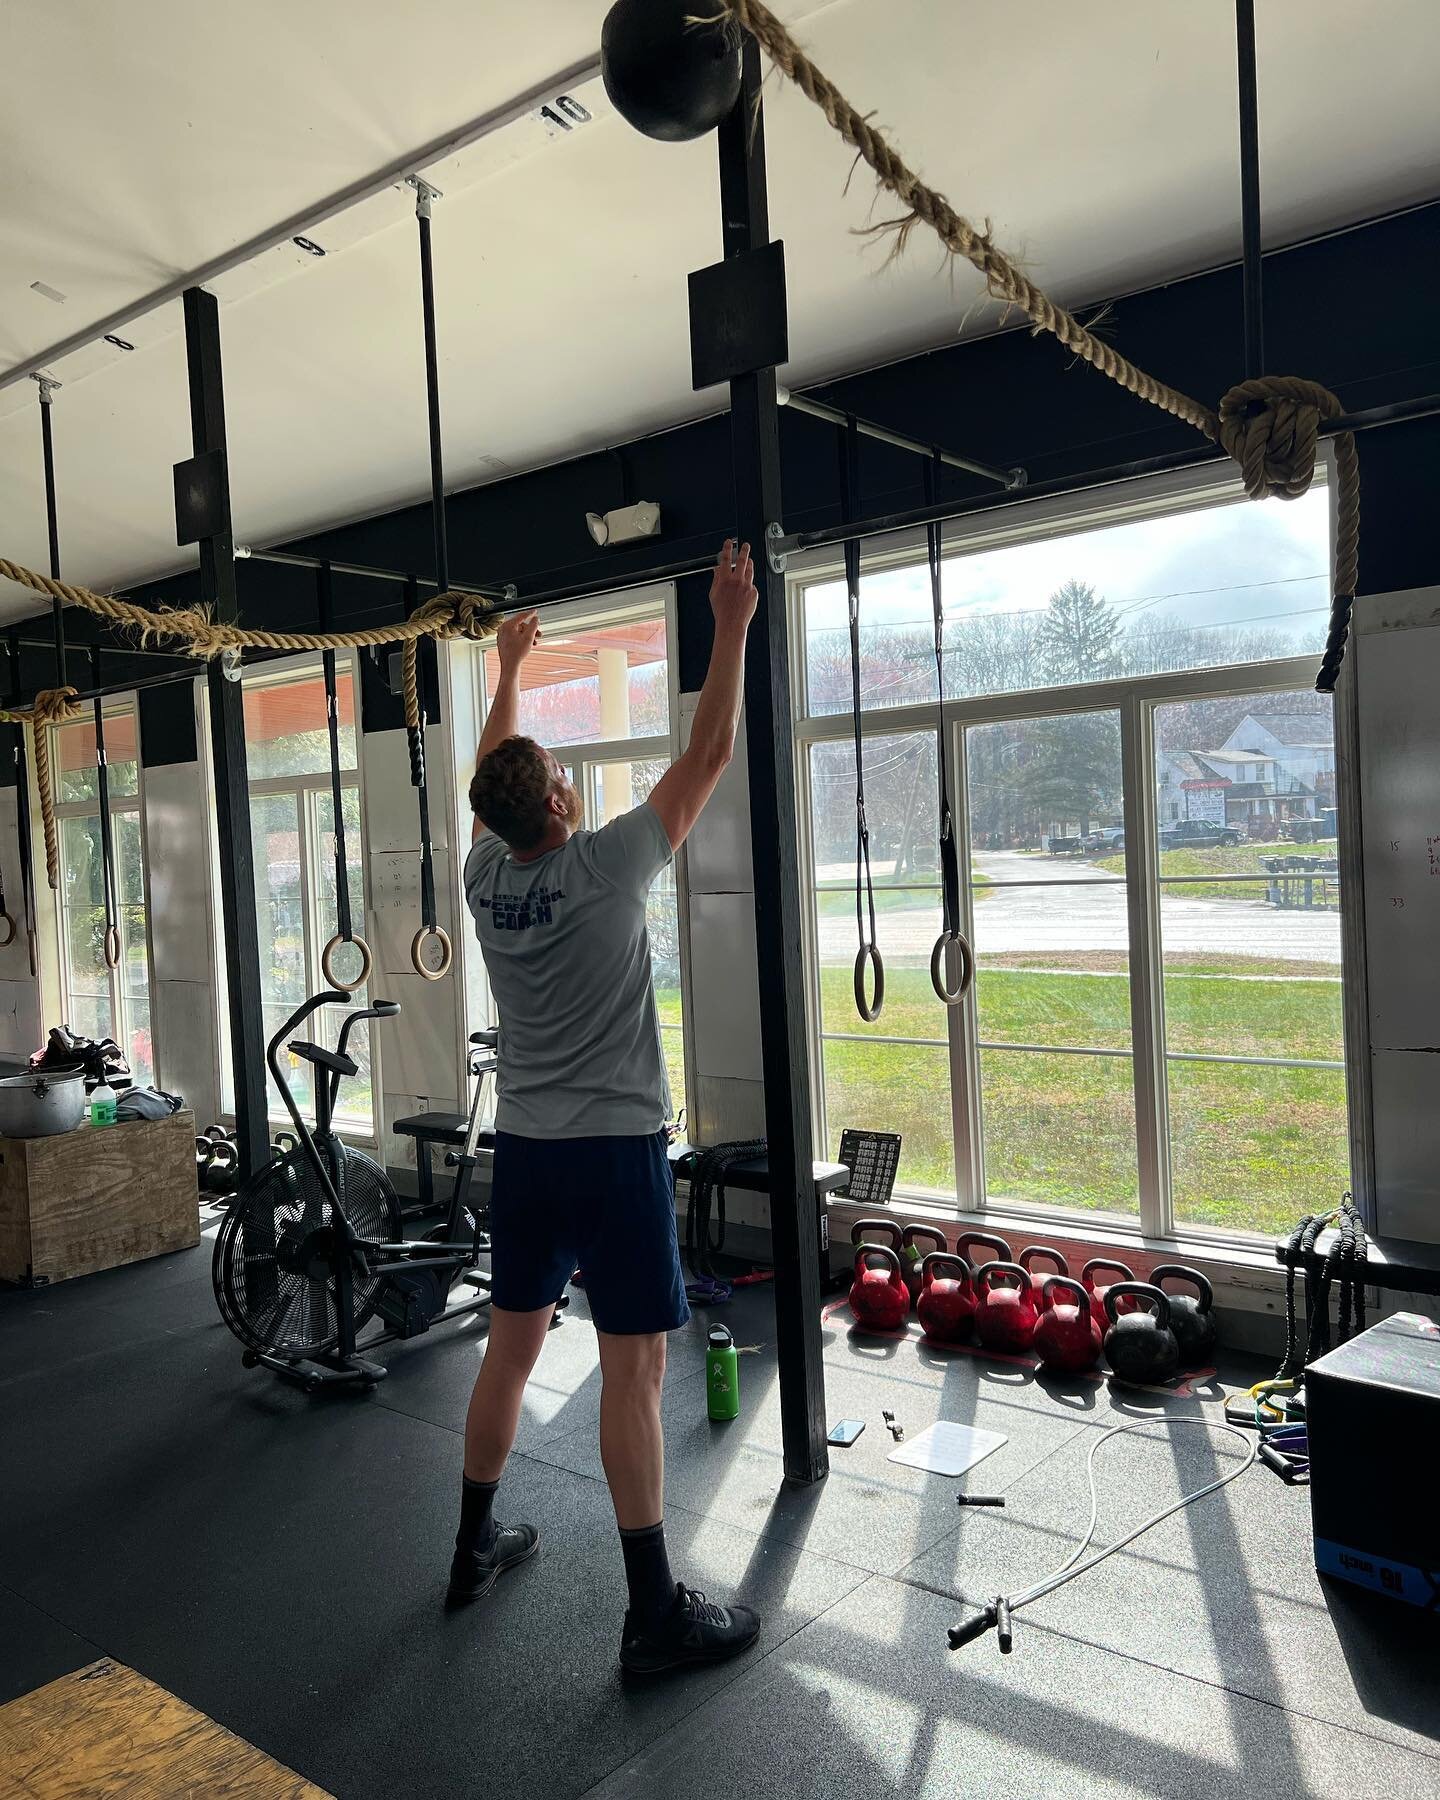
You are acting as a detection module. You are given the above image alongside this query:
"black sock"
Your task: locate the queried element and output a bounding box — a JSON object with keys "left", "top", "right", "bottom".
{"left": 620, "top": 1521, "right": 676, "bottom": 1627}
{"left": 458, "top": 1476, "right": 499, "bottom": 1554}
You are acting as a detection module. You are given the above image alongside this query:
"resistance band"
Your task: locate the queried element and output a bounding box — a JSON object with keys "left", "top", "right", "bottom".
{"left": 317, "top": 565, "right": 372, "bottom": 994}
{"left": 949, "top": 1418, "right": 1258, "bottom": 1654}
{"left": 923, "top": 456, "right": 973, "bottom": 1006}
{"left": 91, "top": 654, "right": 121, "bottom": 972}
{"left": 403, "top": 578, "right": 450, "bottom": 982}
{"left": 839, "top": 418, "right": 884, "bottom": 1022}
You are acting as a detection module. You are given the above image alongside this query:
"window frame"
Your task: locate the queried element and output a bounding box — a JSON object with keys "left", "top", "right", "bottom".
{"left": 215, "top": 650, "right": 378, "bottom": 1138}
{"left": 50, "top": 697, "right": 156, "bottom": 1084}
{"left": 464, "top": 582, "right": 692, "bottom": 1120}
{"left": 789, "top": 458, "right": 1357, "bottom": 1247}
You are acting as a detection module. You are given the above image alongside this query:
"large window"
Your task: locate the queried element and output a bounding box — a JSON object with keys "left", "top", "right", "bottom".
{"left": 241, "top": 663, "right": 371, "bottom": 1129}
{"left": 52, "top": 704, "right": 154, "bottom": 1085}
{"left": 479, "top": 596, "right": 686, "bottom": 1119}
{"left": 796, "top": 474, "right": 1348, "bottom": 1240}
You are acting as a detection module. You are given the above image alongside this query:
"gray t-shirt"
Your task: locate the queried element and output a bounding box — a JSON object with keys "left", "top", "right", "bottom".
{"left": 463, "top": 801, "right": 674, "bottom": 1138}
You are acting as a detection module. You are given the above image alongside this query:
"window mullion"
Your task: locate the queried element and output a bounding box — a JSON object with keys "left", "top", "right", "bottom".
{"left": 1121, "top": 694, "right": 1171, "bottom": 1235}
{"left": 948, "top": 718, "right": 984, "bottom": 1211}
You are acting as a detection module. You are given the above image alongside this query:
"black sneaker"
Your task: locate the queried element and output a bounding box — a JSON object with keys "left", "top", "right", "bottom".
{"left": 446, "top": 1523, "right": 540, "bottom": 1605}
{"left": 620, "top": 1582, "right": 761, "bottom": 1676}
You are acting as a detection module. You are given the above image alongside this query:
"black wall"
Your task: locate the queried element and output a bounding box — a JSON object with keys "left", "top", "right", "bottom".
{"left": 116, "top": 203, "right": 1439, "bottom": 704}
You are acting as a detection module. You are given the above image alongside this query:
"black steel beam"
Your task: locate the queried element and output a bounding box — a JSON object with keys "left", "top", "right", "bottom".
{"left": 237, "top": 544, "right": 510, "bottom": 602}
{"left": 183, "top": 287, "right": 270, "bottom": 1182}
{"left": 719, "top": 42, "right": 828, "bottom": 1486}
{"left": 515, "top": 549, "right": 728, "bottom": 610}
{"left": 780, "top": 387, "right": 1023, "bottom": 490}
{"left": 1235, "top": 0, "right": 1265, "bottom": 380}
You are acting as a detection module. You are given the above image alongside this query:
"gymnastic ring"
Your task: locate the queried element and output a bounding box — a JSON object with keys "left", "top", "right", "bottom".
{"left": 930, "top": 928, "right": 975, "bottom": 1006}
{"left": 320, "top": 931, "right": 373, "bottom": 995}
{"left": 411, "top": 923, "right": 453, "bottom": 982}
{"left": 0, "top": 911, "right": 15, "bottom": 949}
{"left": 102, "top": 925, "right": 122, "bottom": 971}
{"left": 853, "top": 941, "right": 885, "bottom": 1023}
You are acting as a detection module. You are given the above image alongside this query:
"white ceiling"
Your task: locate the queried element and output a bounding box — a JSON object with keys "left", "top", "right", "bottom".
{"left": 1, "top": 0, "right": 1437, "bottom": 612}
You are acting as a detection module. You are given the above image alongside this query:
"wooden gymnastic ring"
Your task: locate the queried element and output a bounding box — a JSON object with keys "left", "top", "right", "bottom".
{"left": 321, "top": 931, "right": 373, "bottom": 995}
{"left": 412, "top": 923, "right": 452, "bottom": 982}
{"left": 930, "top": 928, "right": 975, "bottom": 1006}
{"left": 0, "top": 911, "right": 15, "bottom": 949}
{"left": 103, "top": 925, "right": 122, "bottom": 971}
{"left": 853, "top": 941, "right": 885, "bottom": 1022}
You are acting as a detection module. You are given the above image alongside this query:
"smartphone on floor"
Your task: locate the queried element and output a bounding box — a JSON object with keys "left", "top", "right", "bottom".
{"left": 827, "top": 1418, "right": 865, "bottom": 1447}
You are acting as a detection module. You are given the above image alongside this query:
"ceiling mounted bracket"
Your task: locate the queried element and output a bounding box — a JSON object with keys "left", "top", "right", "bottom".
{"left": 31, "top": 373, "right": 61, "bottom": 405}
{"left": 405, "top": 175, "right": 444, "bottom": 220}
{"left": 766, "top": 520, "right": 788, "bottom": 574}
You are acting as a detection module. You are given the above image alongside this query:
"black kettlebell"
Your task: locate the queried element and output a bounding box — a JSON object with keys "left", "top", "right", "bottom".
{"left": 1103, "top": 1282, "right": 1180, "bottom": 1388}
{"left": 1149, "top": 1264, "right": 1218, "bottom": 1369}
{"left": 205, "top": 1136, "right": 241, "bottom": 1196}
{"left": 602, "top": 0, "right": 743, "bottom": 143}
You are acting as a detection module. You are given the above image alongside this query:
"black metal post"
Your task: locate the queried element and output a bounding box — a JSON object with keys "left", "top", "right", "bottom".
{"left": 414, "top": 183, "right": 450, "bottom": 596}
{"left": 719, "top": 42, "right": 828, "bottom": 1484}
{"left": 35, "top": 377, "right": 67, "bottom": 688}
{"left": 183, "top": 287, "right": 269, "bottom": 1180}
{"left": 1235, "top": 0, "right": 1264, "bottom": 379}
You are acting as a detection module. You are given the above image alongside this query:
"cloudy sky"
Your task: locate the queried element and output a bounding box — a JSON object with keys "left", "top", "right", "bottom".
{"left": 804, "top": 483, "right": 1332, "bottom": 646}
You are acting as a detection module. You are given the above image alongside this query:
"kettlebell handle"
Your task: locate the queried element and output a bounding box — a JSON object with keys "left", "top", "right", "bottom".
{"left": 851, "top": 1216, "right": 903, "bottom": 1251}
{"left": 920, "top": 1250, "right": 972, "bottom": 1287}
{"left": 977, "top": 1258, "right": 1029, "bottom": 1295}
{"left": 957, "top": 1230, "right": 1013, "bottom": 1267}
{"left": 1149, "top": 1262, "right": 1214, "bottom": 1312}
{"left": 1083, "top": 1256, "right": 1135, "bottom": 1288}
{"left": 1104, "top": 1281, "right": 1171, "bottom": 1327}
{"left": 855, "top": 1243, "right": 903, "bottom": 1277}
{"left": 1019, "top": 1244, "right": 1070, "bottom": 1280}
{"left": 902, "top": 1222, "right": 949, "bottom": 1254}
{"left": 1043, "top": 1274, "right": 1092, "bottom": 1318}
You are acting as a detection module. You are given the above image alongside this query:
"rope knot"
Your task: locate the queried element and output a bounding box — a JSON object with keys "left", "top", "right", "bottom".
{"left": 1217, "top": 376, "right": 1341, "bottom": 503}
{"left": 30, "top": 686, "right": 82, "bottom": 727}
{"left": 418, "top": 589, "right": 496, "bottom": 643}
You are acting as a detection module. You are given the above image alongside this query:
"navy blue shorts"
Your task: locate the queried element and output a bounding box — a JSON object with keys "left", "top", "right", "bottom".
{"left": 487, "top": 1130, "right": 690, "bottom": 1335}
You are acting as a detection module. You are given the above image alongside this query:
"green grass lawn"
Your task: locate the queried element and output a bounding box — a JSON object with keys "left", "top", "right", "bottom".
{"left": 816, "top": 963, "right": 1348, "bottom": 1236}
{"left": 1095, "top": 843, "right": 1339, "bottom": 904}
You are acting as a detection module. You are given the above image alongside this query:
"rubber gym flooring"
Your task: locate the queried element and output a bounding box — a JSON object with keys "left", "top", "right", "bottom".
{"left": 2, "top": 1228, "right": 1438, "bottom": 1799}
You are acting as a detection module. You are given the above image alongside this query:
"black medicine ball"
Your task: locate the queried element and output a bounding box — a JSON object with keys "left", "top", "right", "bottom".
{"left": 601, "top": 0, "right": 744, "bottom": 143}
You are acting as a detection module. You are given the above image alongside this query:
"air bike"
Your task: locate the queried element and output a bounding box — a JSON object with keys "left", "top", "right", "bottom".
{"left": 212, "top": 990, "right": 501, "bottom": 1393}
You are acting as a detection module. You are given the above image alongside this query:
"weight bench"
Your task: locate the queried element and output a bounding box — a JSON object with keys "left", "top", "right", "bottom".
{"left": 667, "top": 1141, "right": 852, "bottom": 1280}
{"left": 392, "top": 1029, "right": 498, "bottom": 1221}
{"left": 1275, "top": 1228, "right": 1440, "bottom": 1297}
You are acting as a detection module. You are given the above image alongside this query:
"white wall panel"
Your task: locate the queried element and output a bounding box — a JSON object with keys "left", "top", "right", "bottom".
{"left": 687, "top": 892, "right": 762, "bottom": 1082}
{"left": 143, "top": 761, "right": 215, "bottom": 984}
{"left": 371, "top": 970, "right": 463, "bottom": 1103}
{"left": 678, "top": 694, "right": 753, "bottom": 895}
{"left": 153, "top": 978, "right": 221, "bottom": 1126}
{"left": 0, "top": 977, "right": 42, "bottom": 1062}
{"left": 0, "top": 792, "right": 39, "bottom": 1038}
{"left": 361, "top": 724, "right": 451, "bottom": 854}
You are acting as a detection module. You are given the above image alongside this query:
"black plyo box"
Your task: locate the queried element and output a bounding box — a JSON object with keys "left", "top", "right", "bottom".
{"left": 1306, "top": 1311, "right": 1440, "bottom": 1610}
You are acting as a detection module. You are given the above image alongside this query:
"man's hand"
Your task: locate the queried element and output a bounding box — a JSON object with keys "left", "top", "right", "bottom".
{"left": 710, "top": 541, "right": 758, "bottom": 635}
{"left": 497, "top": 609, "right": 541, "bottom": 672}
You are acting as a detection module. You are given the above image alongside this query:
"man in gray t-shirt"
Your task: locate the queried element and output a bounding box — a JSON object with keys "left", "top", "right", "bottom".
{"left": 450, "top": 542, "right": 761, "bottom": 1679}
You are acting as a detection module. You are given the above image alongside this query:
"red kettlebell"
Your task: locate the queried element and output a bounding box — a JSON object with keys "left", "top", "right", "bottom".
{"left": 851, "top": 1217, "right": 904, "bottom": 1256}
{"left": 848, "top": 1244, "right": 910, "bottom": 1332}
{"left": 955, "top": 1230, "right": 1012, "bottom": 1278}
{"left": 973, "top": 1260, "right": 1039, "bottom": 1354}
{"left": 1082, "top": 1256, "right": 1138, "bottom": 1321}
{"left": 916, "top": 1252, "right": 976, "bottom": 1344}
{"left": 1018, "top": 1244, "right": 1069, "bottom": 1308}
{"left": 900, "top": 1223, "right": 949, "bottom": 1309}
{"left": 1032, "top": 1275, "right": 1103, "bottom": 1374}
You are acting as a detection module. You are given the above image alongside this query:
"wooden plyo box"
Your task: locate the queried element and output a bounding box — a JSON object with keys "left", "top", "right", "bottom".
{"left": 0, "top": 1110, "right": 200, "bottom": 1287}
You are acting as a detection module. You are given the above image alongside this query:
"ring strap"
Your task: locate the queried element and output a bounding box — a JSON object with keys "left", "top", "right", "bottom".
{"left": 924, "top": 457, "right": 973, "bottom": 1006}
{"left": 92, "top": 675, "right": 122, "bottom": 970}
{"left": 318, "top": 565, "right": 355, "bottom": 947}
{"left": 839, "top": 417, "right": 882, "bottom": 1022}
{"left": 404, "top": 577, "right": 439, "bottom": 939}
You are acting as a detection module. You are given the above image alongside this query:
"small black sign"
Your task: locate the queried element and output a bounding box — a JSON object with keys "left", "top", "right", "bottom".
{"left": 837, "top": 1129, "right": 902, "bottom": 1208}
{"left": 687, "top": 240, "right": 788, "bottom": 390}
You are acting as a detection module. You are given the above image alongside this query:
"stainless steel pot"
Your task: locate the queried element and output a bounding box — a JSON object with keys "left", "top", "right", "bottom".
{"left": 0, "top": 1070, "right": 87, "bottom": 1138}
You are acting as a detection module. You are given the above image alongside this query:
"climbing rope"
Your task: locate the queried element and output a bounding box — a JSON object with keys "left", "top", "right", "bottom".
{"left": 718, "top": 0, "right": 1361, "bottom": 692}
{"left": 0, "top": 558, "right": 495, "bottom": 888}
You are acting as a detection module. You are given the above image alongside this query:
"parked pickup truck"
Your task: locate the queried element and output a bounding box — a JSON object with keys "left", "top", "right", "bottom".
{"left": 1046, "top": 834, "right": 1086, "bottom": 855}
{"left": 1159, "top": 819, "right": 1241, "bottom": 849}
{"left": 1081, "top": 826, "right": 1126, "bottom": 854}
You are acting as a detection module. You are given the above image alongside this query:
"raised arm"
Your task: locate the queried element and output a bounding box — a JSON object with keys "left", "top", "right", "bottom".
{"left": 649, "top": 542, "right": 758, "bottom": 852}
{"left": 473, "top": 610, "right": 541, "bottom": 839}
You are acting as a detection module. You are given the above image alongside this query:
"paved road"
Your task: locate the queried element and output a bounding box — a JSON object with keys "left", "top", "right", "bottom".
{"left": 815, "top": 847, "right": 1343, "bottom": 967}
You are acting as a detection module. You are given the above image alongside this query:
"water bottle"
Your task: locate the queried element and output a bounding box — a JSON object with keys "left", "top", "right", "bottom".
{"left": 706, "top": 1323, "right": 740, "bottom": 1422}
{"left": 89, "top": 1079, "right": 117, "bottom": 1128}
